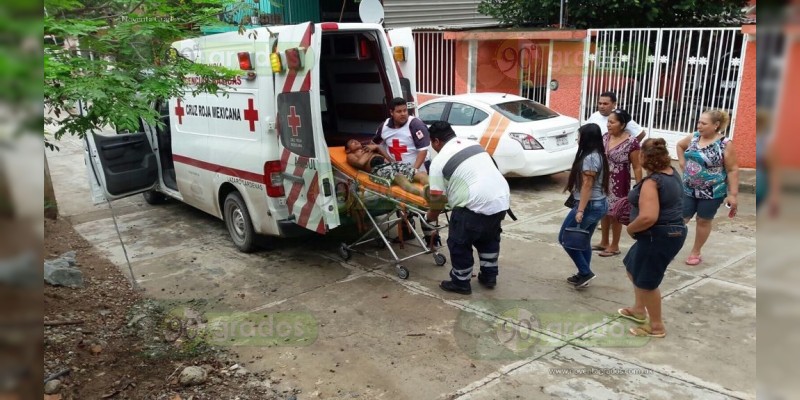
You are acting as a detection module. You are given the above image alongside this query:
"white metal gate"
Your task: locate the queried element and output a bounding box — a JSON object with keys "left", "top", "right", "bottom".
{"left": 520, "top": 42, "right": 549, "bottom": 105}
{"left": 413, "top": 31, "right": 456, "bottom": 96}
{"left": 581, "top": 28, "right": 747, "bottom": 155}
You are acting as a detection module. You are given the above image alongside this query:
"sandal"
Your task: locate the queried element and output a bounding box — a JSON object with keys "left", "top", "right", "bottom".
{"left": 629, "top": 325, "right": 666, "bottom": 338}
{"left": 685, "top": 255, "right": 702, "bottom": 266}
{"left": 598, "top": 250, "right": 621, "bottom": 257}
{"left": 617, "top": 308, "right": 647, "bottom": 324}
{"left": 591, "top": 245, "right": 607, "bottom": 251}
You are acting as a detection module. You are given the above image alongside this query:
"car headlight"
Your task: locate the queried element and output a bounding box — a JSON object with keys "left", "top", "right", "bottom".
{"left": 509, "top": 132, "right": 543, "bottom": 150}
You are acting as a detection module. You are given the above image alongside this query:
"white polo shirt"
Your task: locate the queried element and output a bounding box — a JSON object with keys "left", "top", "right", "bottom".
{"left": 586, "top": 111, "right": 643, "bottom": 136}
{"left": 428, "top": 139, "right": 510, "bottom": 215}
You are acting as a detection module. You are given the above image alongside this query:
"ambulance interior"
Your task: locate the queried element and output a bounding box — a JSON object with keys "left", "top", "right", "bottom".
{"left": 318, "top": 30, "right": 400, "bottom": 146}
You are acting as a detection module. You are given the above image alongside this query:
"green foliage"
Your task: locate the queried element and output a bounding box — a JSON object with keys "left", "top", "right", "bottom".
{"left": 478, "top": 0, "right": 749, "bottom": 28}
{"left": 44, "top": 0, "right": 242, "bottom": 150}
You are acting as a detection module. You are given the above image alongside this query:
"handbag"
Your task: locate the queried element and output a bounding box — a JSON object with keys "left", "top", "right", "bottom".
{"left": 564, "top": 193, "right": 576, "bottom": 209}
{"left": 562, "top": 225, "right": 592, "bottom": 250}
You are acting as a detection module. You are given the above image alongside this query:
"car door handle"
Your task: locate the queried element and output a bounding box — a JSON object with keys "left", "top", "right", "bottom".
{"left": 467, "top": 135, "right": 478, "bottom": 141}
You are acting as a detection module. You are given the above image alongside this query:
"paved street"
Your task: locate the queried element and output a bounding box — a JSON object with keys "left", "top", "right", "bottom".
{"left": 47, "top": 133, "right": 756, "bottom": 399}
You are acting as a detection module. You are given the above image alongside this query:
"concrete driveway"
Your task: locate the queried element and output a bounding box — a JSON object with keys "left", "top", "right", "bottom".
{"left": 47, "top": 134, "right": 756, "bottom": 399}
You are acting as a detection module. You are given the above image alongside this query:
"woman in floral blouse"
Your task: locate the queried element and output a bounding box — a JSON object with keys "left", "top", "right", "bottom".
{"left": 676, "top": 109, "right": 740, "bottom": 266}
{"left": 595, "top": 109, "right": 642, "bottom": 257}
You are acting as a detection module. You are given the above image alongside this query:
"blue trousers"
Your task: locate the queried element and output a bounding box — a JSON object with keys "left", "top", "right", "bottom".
{"left": 558, "top": 199, "right": 608, "bottom": 276}
{"left": 447, "top": 207, "right": 506, "bottom": 285}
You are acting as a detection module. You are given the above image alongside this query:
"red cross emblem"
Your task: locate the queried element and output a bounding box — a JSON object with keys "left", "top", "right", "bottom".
{"left": 174, "top": 98, "right": 185, "bottom": 124}
{"left": 388, "top": 139, "right": 407, "bottom": 161}
{"left": 287, "top": 106, "right": 302, "bottom": 137}
{"left": 243, "top": 98, "right": 259, "bottom": 132}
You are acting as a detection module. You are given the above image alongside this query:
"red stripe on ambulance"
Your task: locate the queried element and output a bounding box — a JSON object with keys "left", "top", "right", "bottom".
{"left": 173, "top": 154, "right": 263, "bottom": 183}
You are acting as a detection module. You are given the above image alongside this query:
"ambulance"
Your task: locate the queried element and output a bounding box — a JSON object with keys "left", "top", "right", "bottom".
{"left": 84, "top": 22, "right": 417, "bottom": 252}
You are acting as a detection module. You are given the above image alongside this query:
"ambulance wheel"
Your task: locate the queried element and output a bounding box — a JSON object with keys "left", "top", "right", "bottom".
{"left": 338, "top": 243, "right": 352, "bottom": 261}
{"left": 143, "top": 190, "right": 168, "bottom": 205}
{"left": 433, "top": 253, "right": 447, "bottom": 266}
{"left": 397, "top": 266, "right": 410, "bottom": 280}
{"left": 224, "top": 192, "right": 256, "bottom": 253}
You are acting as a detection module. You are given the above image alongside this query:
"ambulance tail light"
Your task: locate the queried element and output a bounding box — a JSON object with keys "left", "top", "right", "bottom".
{"left": 321, "top": 22, "right": 339, "bottom": 31}
{"left": 285, "top": 48, "right": 304, "bottom": 71}
{"left": 359, "top": 39, "right": 370, "bottom": 59}
{"left": 393, "top": 46, "right": 406, "bottom": 62}
{"left": 264, "top": 161, "right": 285, "bottom": 197}
{"left": 238, "top": 52, "right": 254, "bottom": 70}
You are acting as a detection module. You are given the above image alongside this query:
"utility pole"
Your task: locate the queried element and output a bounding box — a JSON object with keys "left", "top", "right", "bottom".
{"left": 559, "top": 0, "right": 566, "bottom": 28}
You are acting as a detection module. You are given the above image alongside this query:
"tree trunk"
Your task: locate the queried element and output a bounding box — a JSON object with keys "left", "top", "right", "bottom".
{"left": 44, "top": 152, "right": 58, "bottom": 220}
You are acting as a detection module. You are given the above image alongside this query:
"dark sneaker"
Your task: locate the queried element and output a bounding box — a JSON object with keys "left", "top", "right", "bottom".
{"left": 566, "top": 274, "right": 580, "bottom": 285}
{"left": 574, "top": 273, "right": 596, "bottom": 288}
{"left": 440, "top": 280, "right": 472, "bottom": 295}
{"left": 477, "top": 273, "right": 496, "bottom": 289}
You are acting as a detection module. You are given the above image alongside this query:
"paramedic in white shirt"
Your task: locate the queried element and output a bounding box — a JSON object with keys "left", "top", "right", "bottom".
{"left": 425, "top": 121, "right": 510, "bottom": 295}
{"left": 373, "top": 97, "right": 431, "bottom": 172}
{"left": 586, "top": 91, "right": 646, "bottom": 142}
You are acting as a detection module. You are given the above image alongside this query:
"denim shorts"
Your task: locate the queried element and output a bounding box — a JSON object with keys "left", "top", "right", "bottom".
{"left": 624, "top": 224, "right": 688, "bottom": 290}
{"left": 683, "top": 196, "right": 725, "bottom": 220}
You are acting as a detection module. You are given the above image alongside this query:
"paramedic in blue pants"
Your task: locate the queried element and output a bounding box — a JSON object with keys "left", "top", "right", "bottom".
{"left": 425, "top": 121, "right": 511, "bottom": 295}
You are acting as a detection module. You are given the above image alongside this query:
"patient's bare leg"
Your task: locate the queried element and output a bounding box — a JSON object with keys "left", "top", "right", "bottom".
{"left": 394, "top": 176, "right": 421, "bottom": 196}
{"left": 414, "top": 172, "right": 429, "bottom": 186}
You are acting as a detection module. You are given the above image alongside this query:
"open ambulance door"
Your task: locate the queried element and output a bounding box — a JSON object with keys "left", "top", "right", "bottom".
{"left": 273, "top": 22, "right": 340, "bottom": 234}
{"left": 84, "top": 124, "right": 158, "bottom": 204}
{"left": 386, "top": 28, "right": 417, "bottom": 112}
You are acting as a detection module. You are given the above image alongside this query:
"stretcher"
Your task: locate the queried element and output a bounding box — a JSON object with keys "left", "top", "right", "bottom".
{"left": 329, "top": 146, "right": 449, "bottom": 279}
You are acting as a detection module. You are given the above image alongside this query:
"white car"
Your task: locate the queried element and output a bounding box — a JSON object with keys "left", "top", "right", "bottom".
{"left": 417, "top": 93, "right": 579, "bottom": 177}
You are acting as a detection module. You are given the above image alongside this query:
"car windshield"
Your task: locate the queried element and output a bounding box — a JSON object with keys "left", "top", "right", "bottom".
{"left": 491, "top": 100, "right": 558, "bottom": 122}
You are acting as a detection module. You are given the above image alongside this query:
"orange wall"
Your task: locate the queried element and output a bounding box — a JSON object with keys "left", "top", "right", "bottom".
{"left": 475, "top": 40, "right": 520, "bottom": 94}
{"left": 734, "top": 39, "right": 757, "bottom": 168}
{"left": 775, "top": 37, "right": 800, "bottom": 168}
{"left": 455, "top": 40, "right": 469, "bottom": 94}
{"left": 417, "top": 93, "right": 441, "bottom": 104}
{"left": 548, "top": 41, "right": 584, "bottom": 118}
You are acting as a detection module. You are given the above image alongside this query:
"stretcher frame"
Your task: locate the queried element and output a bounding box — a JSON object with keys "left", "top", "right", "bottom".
{"left": 335, "top": 170, "right": 450, "bottom": 280}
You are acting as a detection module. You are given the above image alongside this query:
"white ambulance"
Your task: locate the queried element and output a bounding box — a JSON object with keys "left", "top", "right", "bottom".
{"left": 84, "top": 22, "right": 417, "bottom": 252}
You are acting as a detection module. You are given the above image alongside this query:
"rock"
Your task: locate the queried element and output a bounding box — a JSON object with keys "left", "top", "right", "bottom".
{"left": 178, "top": 366, "right": 207, "bottom": 387}
{"left": 235, "top": 367, "right": 249, "bottom": 377}
{"left": 60, "top": 251, "right": 77, "bottom": 266}
{"left": 44, "top": 379, "right": 62, "bottom": 394}
{"left": 44, "top": 259, "right": 84, "bottom": 288}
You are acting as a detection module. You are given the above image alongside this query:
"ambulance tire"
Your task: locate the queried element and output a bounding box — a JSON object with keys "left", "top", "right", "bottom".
{"left": 224, "top": 192, "right": 256, "bottom": 253}
{"left": 142, "top": 190, "right": 168, "bottom": 205}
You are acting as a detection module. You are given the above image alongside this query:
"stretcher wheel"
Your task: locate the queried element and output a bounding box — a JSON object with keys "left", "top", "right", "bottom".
{"left": 338, "top": 243, "right": 352, "bottom": 261}
{"left": 397, "top": 266, "right": 410, "bottom": 280}
{"left": 433, "top": 253, "right": 447, "bottom": 266}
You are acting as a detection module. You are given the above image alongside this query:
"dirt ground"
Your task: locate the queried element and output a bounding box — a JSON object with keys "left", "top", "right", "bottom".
{"left": 43, "top": 218, "right": 297, "bottom": 400}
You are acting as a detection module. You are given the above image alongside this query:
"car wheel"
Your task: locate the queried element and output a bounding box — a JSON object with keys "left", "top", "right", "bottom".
{"left": 224, "top": 192, "right": 256, "bottom": 253}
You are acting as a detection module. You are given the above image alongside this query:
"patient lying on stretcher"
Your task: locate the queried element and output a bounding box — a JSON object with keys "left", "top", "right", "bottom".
{"left": 345, "top": 139, "right": 429, "bottom": 196}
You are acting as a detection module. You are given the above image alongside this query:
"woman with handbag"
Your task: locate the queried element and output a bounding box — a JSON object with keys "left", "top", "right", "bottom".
{"left": 559, "top": 123, "right": 609, "bottom": 288}
{"left": 594, "top": 109, "right": 643, "bottom": 257}
{"left": 620, "top": 138, "right": 687, "bottom": 338}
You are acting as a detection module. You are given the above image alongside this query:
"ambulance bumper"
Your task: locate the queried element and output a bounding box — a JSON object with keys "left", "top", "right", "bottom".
{"left": 277, "top": 220, "right": 314, "bottom": 238}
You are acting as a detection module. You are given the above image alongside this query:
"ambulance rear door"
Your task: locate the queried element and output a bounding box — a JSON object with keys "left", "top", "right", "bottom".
{"left": 386, "top": 27, "right": 417, "bottom": 110}
{"left": 273, "top": 22, "right": 340, "bottom": 234}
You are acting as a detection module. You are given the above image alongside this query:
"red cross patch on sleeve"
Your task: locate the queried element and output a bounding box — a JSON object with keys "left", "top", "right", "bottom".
{"left": 415, "top": 130, "right": 423, "bottom": 139}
